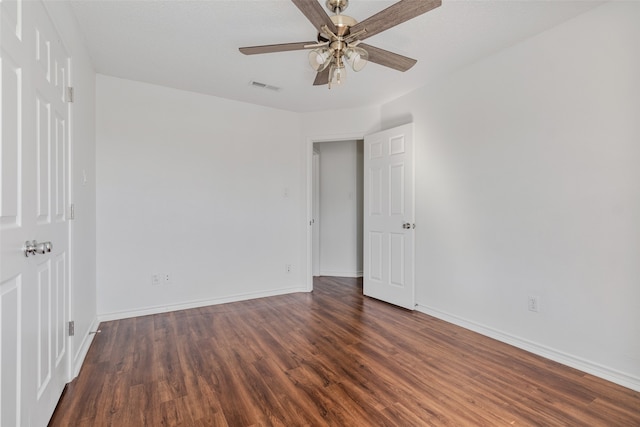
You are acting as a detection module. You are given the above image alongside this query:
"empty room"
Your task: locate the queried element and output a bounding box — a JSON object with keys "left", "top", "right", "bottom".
{"left": 1, "top": 0, "right": 639, "bottom": 425}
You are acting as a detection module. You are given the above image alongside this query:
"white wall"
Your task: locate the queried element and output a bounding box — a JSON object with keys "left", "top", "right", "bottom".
{"left": 315, "top": 140, "right": 363, "bottom": 277}
{"left": 44, "top": 1, "right": 98, "bottom": 377}
{"left": 300, "top": 105, "right": 381, "bottom": 139}
{"left": 381, "top": 1, "right": 640, "bottom": 390}
{"left": 96, "top": 75, "right": 305, "bottom": 318}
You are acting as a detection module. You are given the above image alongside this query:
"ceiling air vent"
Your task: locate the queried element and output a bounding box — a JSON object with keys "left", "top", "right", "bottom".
{"left": 249, "top": 80, "right": 281, "bottom": 92}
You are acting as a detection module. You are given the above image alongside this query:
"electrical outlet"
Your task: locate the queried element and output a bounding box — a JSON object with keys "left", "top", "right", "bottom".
{"left": 285, "top": 264, "right": 292, "bottom": 274}
{"left": 151, "top": 274, "right": 162, "bottom": 286}
{"left": 164, "top": 273, "right": 171, "bottom": 284}
{"left": 528, "top": 296, "right": 540, "bottom": 312}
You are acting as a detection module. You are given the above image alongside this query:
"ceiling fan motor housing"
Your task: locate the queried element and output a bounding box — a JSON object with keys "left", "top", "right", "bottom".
{"left": 329, "top": 14, "right": 357, "bottom": 37}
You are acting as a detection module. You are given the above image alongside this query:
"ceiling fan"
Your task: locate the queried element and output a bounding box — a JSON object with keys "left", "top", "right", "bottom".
{"left": 239, "top": 0, "right": 442, "bottom": 89}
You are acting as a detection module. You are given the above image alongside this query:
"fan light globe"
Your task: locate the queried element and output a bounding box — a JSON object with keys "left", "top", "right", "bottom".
{"left": 308, "top": 48, "right": 332, "bottom": 72}
{"left": 328, "top": 62, "right": 347, "bottom": 89}
{"left": 344, "top": 47, "right": 368, "bottom": 72}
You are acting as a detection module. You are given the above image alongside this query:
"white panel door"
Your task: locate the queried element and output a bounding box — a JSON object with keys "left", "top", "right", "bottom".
{"left": 1, "top": 1, "right": 70, "bottom": 425}
{"left": 363, "top": 123, "right": 415, "bottom": 309}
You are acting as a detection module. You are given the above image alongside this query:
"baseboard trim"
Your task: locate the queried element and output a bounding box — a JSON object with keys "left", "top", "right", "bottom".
{"left": 71, "top": 317, "right": 100, "bottom": 378}
{"left": 319, "top": 271, "right": 363, "bottom": 278}
{"left": 97, "top": 286, "right": 309, "bottom": 322}
{"left": 415, "top": 303, "right": 640, "bottom": 392}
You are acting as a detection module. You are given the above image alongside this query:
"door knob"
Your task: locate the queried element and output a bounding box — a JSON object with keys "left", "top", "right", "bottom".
{"left": 23, "top": 240, "right": 53, "bottom": 257}
{"left": 402, "top": 223, "right": 415, "bottom": 229}
{"left": 36, "top": 241, "right": 53, "bottom": 254}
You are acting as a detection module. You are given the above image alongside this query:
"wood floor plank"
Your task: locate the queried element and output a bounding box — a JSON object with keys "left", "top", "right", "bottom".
{"left": 49, "top": 277, "right": 640, "bottom": 426}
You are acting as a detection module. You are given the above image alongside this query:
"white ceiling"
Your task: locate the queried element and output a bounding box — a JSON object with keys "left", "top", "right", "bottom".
{"left": 68, "top": 0, "right": 604, "bottom": 113}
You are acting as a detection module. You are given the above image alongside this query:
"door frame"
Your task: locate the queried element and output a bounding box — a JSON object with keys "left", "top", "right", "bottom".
{"left": 312, "top": 150, "right": 320, "bottom": 277}
{"left": 305, "top": 132, "right": 366, "bottom": 291}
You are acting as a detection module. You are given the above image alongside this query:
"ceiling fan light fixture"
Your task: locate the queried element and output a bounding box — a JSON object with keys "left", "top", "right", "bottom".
{"left": 344, "top": 46, "right": 368, "bottom": 72}
{"left": 328, "top": 60, "right": 346, "bottom": 89}
{"left": 308, "top": 47, "right": 332, "bottom": 72}
{"left": 239, "top": 0, "right": 442, "bottom": 88}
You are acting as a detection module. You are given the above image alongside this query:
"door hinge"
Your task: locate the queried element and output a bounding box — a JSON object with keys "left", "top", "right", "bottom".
{"left": 66, "top": 86, "right": 74, "bottom": 103}
{"left": 68, "top": 321, "right": 75, "bottom": 337}
{"left": 69, "top": 203, "right": 75, "bottom": 220}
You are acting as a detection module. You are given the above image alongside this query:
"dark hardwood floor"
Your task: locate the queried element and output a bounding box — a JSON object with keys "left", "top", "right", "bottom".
{"left": 50, "top": 277, "right": 640, "bottom": 426}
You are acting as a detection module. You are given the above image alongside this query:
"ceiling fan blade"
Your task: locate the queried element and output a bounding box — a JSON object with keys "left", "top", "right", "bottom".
{"left": 350, "top": 0, "right": 442, "bottom": 41}
{"left": 313, "top": 68, "right": 330, "bottom": 86}
{"left": 360, "top": 43, "right": 417, "bottom": 72}
{"left": 239, "top": 41, "right": 318, "bottom": 55}
{"left": 291, "top": 0, "right": 338, "bottom": 34}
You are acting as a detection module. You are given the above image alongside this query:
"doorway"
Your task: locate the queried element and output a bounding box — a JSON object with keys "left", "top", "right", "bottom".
{"left": 312, "top": 140, "right": 364, "bottom": 279}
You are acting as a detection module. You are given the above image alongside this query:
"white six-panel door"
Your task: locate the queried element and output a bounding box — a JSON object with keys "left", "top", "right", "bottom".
{"left": 363, "top": 123, "right": 415, "bottom": 310}
{"left": 1, "top": 1, "right": 70, "bottom": 425}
